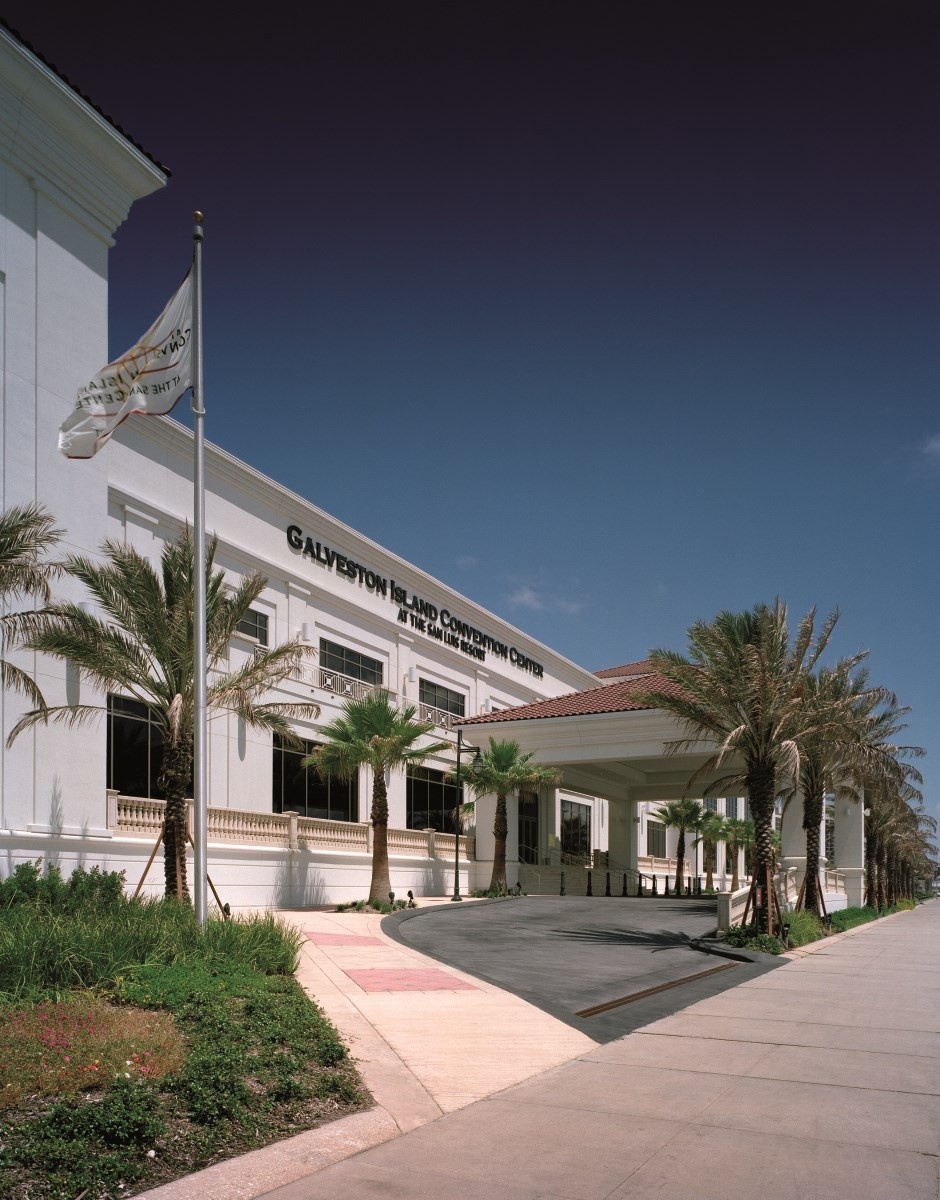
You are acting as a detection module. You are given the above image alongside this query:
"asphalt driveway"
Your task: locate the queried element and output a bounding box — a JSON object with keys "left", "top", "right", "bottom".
{"left": 384, "top": 896, "right": 781, "bottom": 1042}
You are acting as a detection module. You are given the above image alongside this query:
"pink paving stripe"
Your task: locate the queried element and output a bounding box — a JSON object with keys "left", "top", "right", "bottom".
{"left": 346, "top": 968, "right": 477, "bottom": 992}
{"left": 305, "top": 932, "right": 384, "bottom": 946}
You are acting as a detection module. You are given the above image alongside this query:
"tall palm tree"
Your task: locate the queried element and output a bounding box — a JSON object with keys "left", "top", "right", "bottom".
{"left": 0, "top": 503, "right": 62, "bottom": 711}
{"left": 460, "top": 737, "right": 560, "bottom": 894}
{"left": 636, "top": 602, "right": 839, "bottom": 932}
{"left": 652, "top": 798, "right": 703, "bottom": 894}
{"left": 695, "top": 809, "right": 726, "bottom": 891}
{"left": 781, "top": 662, "right": 923, "bottom": 916}
{"left": 722, "top": 816, "right": 751, "bottom": 891}
{"left": 306, "top": 690, "right": 449, "bottom": 904}
{"left": 9, "top": 527, "right": 318, "bottom": 900}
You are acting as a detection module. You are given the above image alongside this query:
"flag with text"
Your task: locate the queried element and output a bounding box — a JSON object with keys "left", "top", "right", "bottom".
{"left": 59, "top": 272, "right": 193, "bottom": 459}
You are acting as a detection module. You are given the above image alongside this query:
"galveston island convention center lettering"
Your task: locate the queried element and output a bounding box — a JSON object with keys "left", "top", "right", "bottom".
{"left": 286, "top": 524, "right": 544, "bottom": 677}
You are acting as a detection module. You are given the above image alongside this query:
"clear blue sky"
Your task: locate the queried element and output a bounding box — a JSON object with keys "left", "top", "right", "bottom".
{"left": 10, "top": 3, "right": 939, "bottom": 834}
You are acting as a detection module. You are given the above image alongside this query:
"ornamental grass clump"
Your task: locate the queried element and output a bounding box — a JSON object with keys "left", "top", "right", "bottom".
{"left": 782, "top": 909, "right": 825, "bottom": 947}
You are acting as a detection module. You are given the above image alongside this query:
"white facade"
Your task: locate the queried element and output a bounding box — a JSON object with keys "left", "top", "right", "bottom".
{"left": 0, "top": 28, "right": 618, "bottom": 908}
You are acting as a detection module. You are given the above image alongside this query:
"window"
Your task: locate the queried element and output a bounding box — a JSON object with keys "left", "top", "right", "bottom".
{"left": 518, "top": 789, "right": 539, "bottom": 863}
{"left": 703, "top": 797, "right": 718, "bottom": 813}
{"left": 560, "top": 799, "right": 591, "bottom": 860}
{"left": 647, "top": 818, "right": 666, "bottom": 859}
{"left": 236, "top": 608, "right": 269, "bottom": 646}
{"left": 418, "top": 679, "right": 465, "bottom": 717}
{"left": 406, "top": 766, "right": 463, "bottom": 833}
{"left": 319, "top": 638, "right": 382, "bottom": 686}
{"left": 272, "top": 733, "right": 357, "bottom": 821}
{"left": 725, "top": 796, "right": 738, "bottom": 819}
{"left": 107, "top": 694, "right": 182, "bottom": 799}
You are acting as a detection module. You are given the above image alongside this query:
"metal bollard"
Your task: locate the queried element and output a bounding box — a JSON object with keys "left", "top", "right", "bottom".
{"left": 560, "top": 870, "right": 566, "bottom": 896}
{"left": 605, "top": 871, "right": 611, "bottom": 897}
{"left": 651, "top": 874, "right": 658, "bottom": 895}
{"left": 622, "top": 872, "right": 629, "bottom": 897}
{"left": 586, "top": 870, "right": 593, "bottom": 896}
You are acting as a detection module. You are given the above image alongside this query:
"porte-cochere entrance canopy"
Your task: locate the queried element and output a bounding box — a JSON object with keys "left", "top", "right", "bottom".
{"left": 457, "top": 660, "right": 867, "bottom": 908}
{"left": 458, "top": 661, "right": 729, "bottom": 806}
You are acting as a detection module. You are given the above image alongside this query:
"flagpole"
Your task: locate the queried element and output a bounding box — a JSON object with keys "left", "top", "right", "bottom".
{"left": 192, "top": 211, "right": 208, "bottom": 927}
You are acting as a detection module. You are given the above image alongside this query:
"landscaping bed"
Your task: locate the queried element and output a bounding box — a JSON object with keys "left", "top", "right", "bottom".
{"left": 722, "top": 897, "right": 919, "bottom": 955}
{"left": 0, "top": 863, "right": 369, "bottom": 1200}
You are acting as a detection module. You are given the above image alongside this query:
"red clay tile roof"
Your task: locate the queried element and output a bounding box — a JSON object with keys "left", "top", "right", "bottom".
{"left": 460, "top": 671, "right": 686, "bottom": 725}
{"left": 594, "top": 659, "right": 655, "bottom": 679}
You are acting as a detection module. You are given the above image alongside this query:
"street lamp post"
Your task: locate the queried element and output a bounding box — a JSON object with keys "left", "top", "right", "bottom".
{"left": 451, "top": 728, "right": 481, "bottom": 902}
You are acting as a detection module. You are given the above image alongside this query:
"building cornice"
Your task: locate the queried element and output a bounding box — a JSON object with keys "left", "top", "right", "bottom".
{"left": 0, "top": 29, "right": 166, "bottom": 242}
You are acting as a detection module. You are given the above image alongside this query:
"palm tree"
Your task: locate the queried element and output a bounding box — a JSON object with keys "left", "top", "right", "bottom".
{"left": 722, "top": 817, "right": 751, "bottom": 891}
{"left": 636, "top": 602, "right": 839, "bottom": 932}
{"left": 306, "top": 690, "right": 449, "bottom": 904}
{"left": 0, "top": 503, "right": 62, "bottom": 711}
{"left": 695, "top": 809, "right": 726, "bottom": 891}
{"left": 781, "top": 662, "right": 923, "bottom": 916}
{"left": 652, "top": 798, "right": 703, "bottom": 894}
{"left": 9, "top": 526, "right": 318, "bottom": 900}
{"left": 460, "top": 737, "right": 560, "bottom": 894}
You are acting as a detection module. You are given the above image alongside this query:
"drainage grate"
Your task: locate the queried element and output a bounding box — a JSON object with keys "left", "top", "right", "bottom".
{"left": 574, "top": 961, "right": 739, "bottom": 1018}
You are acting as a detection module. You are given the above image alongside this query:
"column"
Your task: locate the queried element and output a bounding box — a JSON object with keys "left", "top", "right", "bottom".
{"left": 832, "top": 790, "right": 865, "bottom": 908}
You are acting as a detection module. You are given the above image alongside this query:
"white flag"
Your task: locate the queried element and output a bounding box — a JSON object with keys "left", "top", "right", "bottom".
{"left": 59, "top": 272, "right": 193, "bottom": 459}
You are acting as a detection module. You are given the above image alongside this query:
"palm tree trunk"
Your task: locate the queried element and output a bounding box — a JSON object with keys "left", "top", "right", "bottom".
{"left": 368, "top": 768, "right": 392, "bottom": 905}
{"left": 801, "top": 783, "right": 824, "bottom": 917}
{"left": 747, "top": 765, "right": 776, "bottom": 934}
{"left": 864, "top": 832, "right": 877, "bottom": 908}
{"left": 877, "top": 844, "right": 888, "bottom": 911}
{"left": 159, "top": 739, "right": 193, "bottom": 902}
{"left": 488, "top": 790, "right": 508, "bottom": 894}
{"left": 730, "top": 839, "right": 740, "bottom": 892}
{"left": 675, "top": 829, "right": 685, "bottom": 894}
{"left": 704, "top": 840, "right": 713, "bottom": 891}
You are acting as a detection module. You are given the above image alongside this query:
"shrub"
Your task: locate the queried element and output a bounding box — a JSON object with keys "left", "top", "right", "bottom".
{"left": 829, "top": 905, "right": 879, "bottom": 932}
{"left": 782, "top": 909, "right": 825, "bottom": 947}
{"left": 0, "top": 860, "right": 126, "bottom": 912}
{"left": 335, "top": 897, "right": 407, "bottom": 913}
{"left": 2, "top": 1078, "right": 164, "bottom": 1196}
{"left": 722, "top": 924, "right": 784, "bottom": 955}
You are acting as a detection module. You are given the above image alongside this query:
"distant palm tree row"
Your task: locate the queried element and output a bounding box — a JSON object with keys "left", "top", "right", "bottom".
{"left": 1, "top": 509, "right": 934, "bottom": 913}
{"left": 637, "top": 602, "right": 931, "bottom": 929}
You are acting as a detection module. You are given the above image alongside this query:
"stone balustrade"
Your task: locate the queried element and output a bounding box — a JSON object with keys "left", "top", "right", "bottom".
{"left": 111, "top": 794, "right": 473, "bottom": 860}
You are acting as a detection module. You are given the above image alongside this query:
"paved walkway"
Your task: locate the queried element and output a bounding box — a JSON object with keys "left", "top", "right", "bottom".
{"left": 140, "top": 899, "right": 940, "bottom": 1200}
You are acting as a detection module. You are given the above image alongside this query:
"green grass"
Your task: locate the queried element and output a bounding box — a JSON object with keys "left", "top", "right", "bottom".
{"left": 0, "top": 862, "right": 368, "bottom": 1200}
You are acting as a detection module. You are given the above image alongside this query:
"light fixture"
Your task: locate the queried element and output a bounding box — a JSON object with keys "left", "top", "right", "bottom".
{"left": 300, "top": 622, "right": 312, "bottom": 642}
{"left": 406, "top": 665, "right": 417, "bottom": 684}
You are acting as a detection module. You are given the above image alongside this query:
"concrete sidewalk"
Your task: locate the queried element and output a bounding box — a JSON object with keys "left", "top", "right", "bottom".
{"left": 141, "top": 900, "right": 940, "bottom": 1200}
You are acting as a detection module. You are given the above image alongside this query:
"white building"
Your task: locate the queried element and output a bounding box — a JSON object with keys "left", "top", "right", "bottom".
{"left": 0, "top": 26, "right": 864, "bottom": 912}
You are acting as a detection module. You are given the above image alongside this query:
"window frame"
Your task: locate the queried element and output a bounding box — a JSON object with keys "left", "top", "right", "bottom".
{"left": 319, "top": 638, "right": 383, "bottom": 687}
{"left": 235, "top": 608, "right": 269, "bottom": 646}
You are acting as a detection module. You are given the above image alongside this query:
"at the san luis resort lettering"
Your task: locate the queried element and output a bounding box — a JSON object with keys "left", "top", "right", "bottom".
{"left": 286, "top": 524, "right": 544, "bottom": 677}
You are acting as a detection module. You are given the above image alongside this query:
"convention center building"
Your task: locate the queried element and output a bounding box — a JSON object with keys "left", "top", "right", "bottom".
{"left": 0, "top": 25, "right": 864, "bottom": 911}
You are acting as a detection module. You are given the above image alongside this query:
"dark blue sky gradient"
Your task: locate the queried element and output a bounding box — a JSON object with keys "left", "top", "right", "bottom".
{"left": 9, "top": 2, "right": 939, "bottom": 827}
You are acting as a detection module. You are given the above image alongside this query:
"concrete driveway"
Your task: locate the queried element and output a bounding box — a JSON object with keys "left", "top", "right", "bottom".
{"left": 384, "top": 895, "right": 781, "bottom": 1042}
